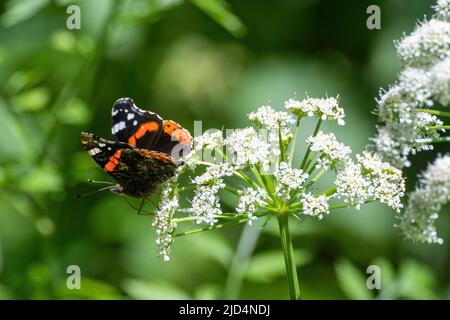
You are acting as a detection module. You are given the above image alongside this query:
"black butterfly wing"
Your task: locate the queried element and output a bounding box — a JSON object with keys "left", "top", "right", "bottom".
{"left": 81, "top": 132, "right": 178, "bottom": 198}
{"left": 80, "top": 132, "right": 128, "bottom": 175}
{"left": 111, "top": 98, "right": 163, "bottom": 150}
{"left": 152, "top": 120, "right": 193, "bottom": 159}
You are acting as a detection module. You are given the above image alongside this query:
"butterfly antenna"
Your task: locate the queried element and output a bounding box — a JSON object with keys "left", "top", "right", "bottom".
{"left": 75, "top": 185, "right": 115, "bottom": 199}
{"left": 87, "top": 179, "right": 115, "bottom": 185}
{"left": 124, "top": 198, "right": 154, "bottom": 215}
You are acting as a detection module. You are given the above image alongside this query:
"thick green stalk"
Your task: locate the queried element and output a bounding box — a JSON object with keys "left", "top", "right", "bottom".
{"left": 277, "top": 214, "right": 301, "bottom": 300}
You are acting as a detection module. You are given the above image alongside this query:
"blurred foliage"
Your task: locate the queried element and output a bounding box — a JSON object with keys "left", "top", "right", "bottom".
{"left": 0, "top": 0, "right": 448, "bottom": 300}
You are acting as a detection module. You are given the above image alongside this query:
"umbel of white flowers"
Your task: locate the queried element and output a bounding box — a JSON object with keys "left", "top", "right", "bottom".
{"left": 372, "top": 0, "right": 450, "bottom": 168}
{"left": 151, "top": 96, "right": 405, "bottom": 261}
{"left": 398, "top": 154, "right": 450, "bottom": 244}
{"left": 371, "top": 0, "right": 450, "bottom": 246}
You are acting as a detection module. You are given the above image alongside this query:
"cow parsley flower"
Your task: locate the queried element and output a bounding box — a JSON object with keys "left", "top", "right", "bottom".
{"left": 307, "top": 131, "right": 351, "bottom": 170}
{"left": 434, "top": 0, "right": 450, "bottom": 21}
{"left": 188, "top": 183, "right": 223, "bottom": 226}
{"left": 248, "top": 105, "right": 295, "bottom": 142}
{"left": 236, "top": 187, "right": 268, "bottom": 225}
{"left": 398, "top": 154, "right": 450, "bottom": 244}
{"left": 396, "top": 19, "right": 450, "bottom": 67}
{"left": 301, "top": 193, "right": 330, "bottom": 220}
{"left": 335, "top": 152, "right": 405, "bottom": 212}
{"left": 151, "top": 95, "right": 406, "bottom": 267}
{"left": 152, "top": 180, "right": 179, "bottom": 261}
{"left": 373, "top": 0, "right": 450, "bottom": 168}
{"left": 285, "top": 96, "right": 345, "bottom": 125}
{"left": 192, "top": 162, "right": 235, "bottom": 185}
{"left": 225, "top": 127, "right": 271, "bottom": 169}
{"left": 274, "top": 162, "right": 308, "bottom": 200}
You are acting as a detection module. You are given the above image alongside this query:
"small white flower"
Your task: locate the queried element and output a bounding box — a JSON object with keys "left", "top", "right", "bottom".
{"left": 152, "top": 180, "right": 179, "bottom": 261}
{"left": 285, "top": 96, "right": 345, "bottom": 125}
{"left": 274, "top": 162, "right": 309, "bottom": 200}
{"left": 301, "top": 192, "right": 330, "bottom": 220}
{"left": 248, "top": 105, "right": 295, "bottom": 143}
{"left": 335, "top": 161, "right": 371, "bottom": 210}
{"left": 193, "top": 130, "right": 224, "bottom": 151}
{"left": 396, "top": 18, "right": 450, "bottom": 67}
{"left": 398, "top": 154, "right": 450, "bottom": 244}
{"left": 236, "top": 187, "right": 268, "bottom": 225}
{"left": 429, "top": 56, "right": 450, "bottom": 105}
{"left": 433, "top": 0, "right": 450, "bottom": 22}
{"left": 188, "top": 183, "right": 223, "bottom": 226}
{"left": 192, "top": 162, "right": 235, "bottom": 185}
{"left": 225, "top": 127, "right": 271, "bottom": 169}
{"left": 357, "top": 151, "right": 406, "bottom": 212}
{"left": 307, "top": 131, "right": 352, "bottom": 170}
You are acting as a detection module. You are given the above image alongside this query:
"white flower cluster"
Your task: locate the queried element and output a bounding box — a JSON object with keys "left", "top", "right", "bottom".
{"left": 398, "top": 154, "right": 450, "bottom": 244}
{"left": 373, "top": 0, "right": 450, "bottom": 168}
{"left": 225, "top": 127, "right": 271, "bottom": 169}
{"left": 152, "top": 180, "right": 179, "bottom": 261}
{"left": 434, "top": 0, "right": 450, "bottom": 21}
{"left": 236, "top": 187, "right": 268, "bottom": 225}
{"left": 188, "top": 184, "right": 223, "bottom": 226}
{"left": 335, "top": 151, "right": 405, "bottom": 212}
{"left": 274, "top": 162, "right": 309, "bottom": 200}
{"left": 301, "top": 193, "right": 330, "bottom": 220}
{"left": 192, "top": 162, "right": 234, "bottom": 185}
{"left": 248, "top": 105, "right": 295, "bottom": 142}
{"left": 285, "top": 96, "right": 345, "bottom": 126}
{"left": 193, "top": 130, "right": 223, "bottom": 151}
{"left": 307, "top": 131, "right": 351, "bottom": 170}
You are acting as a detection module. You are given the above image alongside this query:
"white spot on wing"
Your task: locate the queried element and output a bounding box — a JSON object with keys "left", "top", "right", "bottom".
{"left": 112, "top": 121, "right": 126, "bottom": 134}
{"left": 127, "top": 113, "right": 135, "bottom": 120}
{"left": 88, "top": 148, "right": 101, "bottom": 156}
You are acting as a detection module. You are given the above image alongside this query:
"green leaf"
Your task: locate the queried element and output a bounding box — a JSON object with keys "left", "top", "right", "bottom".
{"left": 335, "top": 258, "right": 372, "bottom": 300}
{"left": 190, "top": 0, "right": 246, "bottom": 38}
{"left": 245, "top": 249, "right": 313, "bottom": 283}
{"left": 122, "top": 279, "right": 190, "bottom": 299}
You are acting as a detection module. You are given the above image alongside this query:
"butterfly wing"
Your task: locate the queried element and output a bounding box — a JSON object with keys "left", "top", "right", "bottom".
{"left": 111, "top": 98, "right": 163, "bottom": 150}
{"left": 81, "top": 132, "right": 178, "bottom": 198}
{"left": 152, "top": 120, "right": 193, "bottom": 159}
{"left": 80, "top": 132, "right": 128, "bottom": 174}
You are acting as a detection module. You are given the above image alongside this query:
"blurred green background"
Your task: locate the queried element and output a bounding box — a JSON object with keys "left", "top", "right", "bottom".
{"left": 0, "top": 0, "right": 448, "bottom": 299}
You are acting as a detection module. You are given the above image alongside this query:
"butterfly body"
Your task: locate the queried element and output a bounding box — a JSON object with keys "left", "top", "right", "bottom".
{"left": 81, "top": 98, "right": 192, "bottom": 198}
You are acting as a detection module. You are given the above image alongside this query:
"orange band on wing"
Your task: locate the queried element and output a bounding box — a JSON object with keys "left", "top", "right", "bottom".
{"left": 163, "top": 120, "right": 192, "bottom": 144}
{"left": 104, "top": 150, "right": 122, "bottom": 172}
{"left": 128, "top": 121, "right": 160, "bottom": 146}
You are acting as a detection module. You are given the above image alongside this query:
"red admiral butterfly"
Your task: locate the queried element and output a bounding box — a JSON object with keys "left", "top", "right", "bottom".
{"left": 81, "top": 98, "right": 192, "bottom": 199}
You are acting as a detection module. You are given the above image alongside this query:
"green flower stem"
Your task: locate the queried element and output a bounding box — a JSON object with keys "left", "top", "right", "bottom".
{"left": 277, "top": 214, "right": 301, "bottom": 300}
{"left": 278, "top": 127, "right": 286, "bottom": 162}
{"left": 417, "top": 108, "right": 450, "bottom": 118}
{"left": 428, "top": 125, "right": 450, "bottom": 130}
{"left": 173, "top": 212, "right": 270, "bottom": 237}
{"left": 310, "top": 169, "right": 325, "bottom": 183}
{"left": 417, "top": 136, "right": 450, "bottom": 144}
{"left": 289, "top": 117, "right": 302, "bottom": 165}
{"left": 320, "top": 186, "right": 337, "bottom": 196}
{"left": 224, "top": 186, "right": 240, "bottom": 196}
{"left": 300, "top": 118, "right": 322, "bottom": 169}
